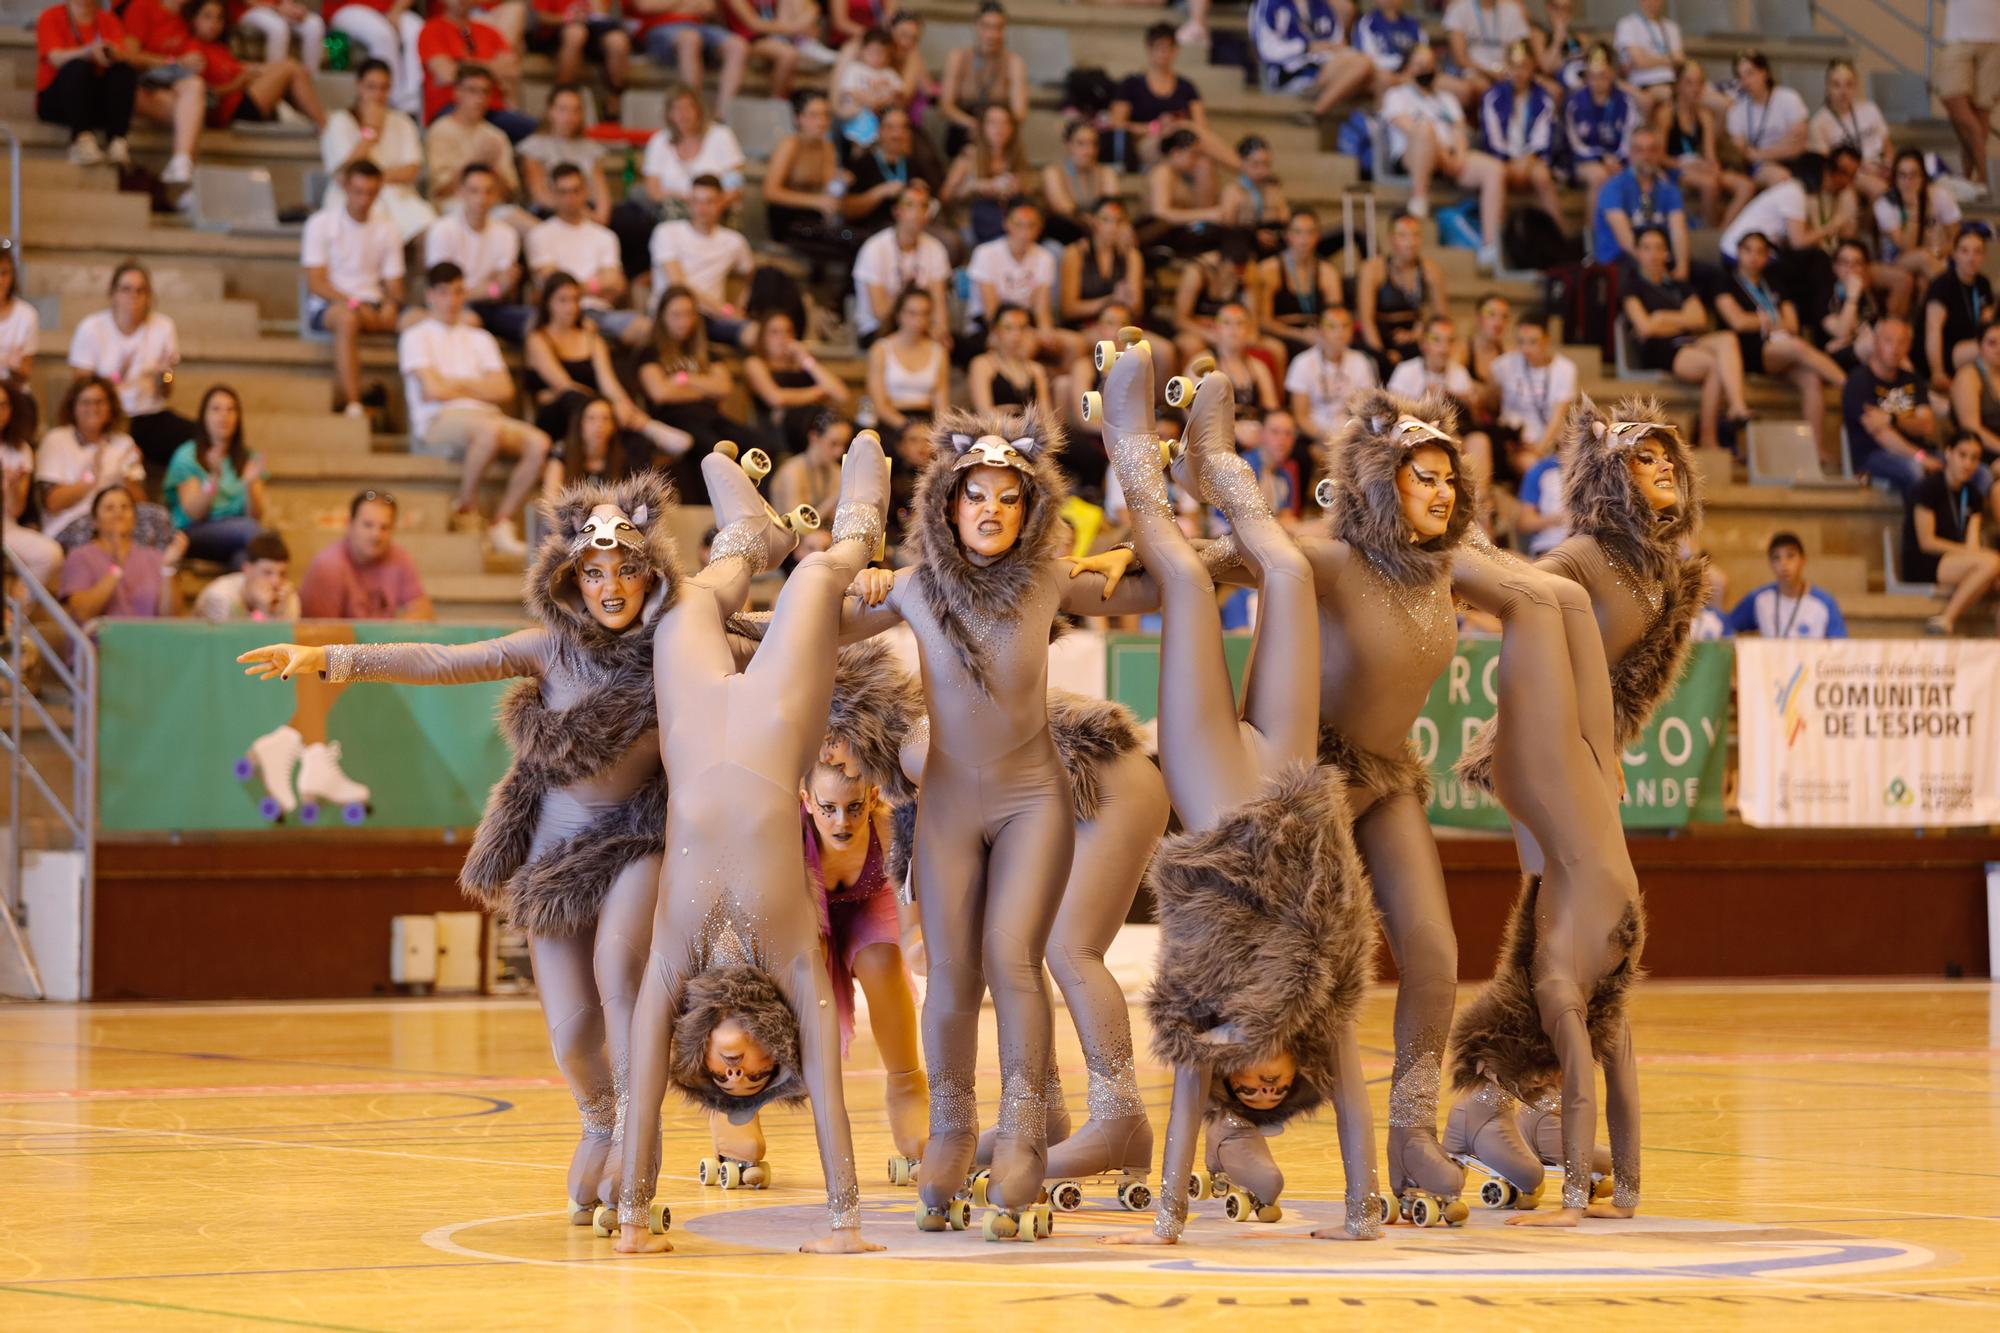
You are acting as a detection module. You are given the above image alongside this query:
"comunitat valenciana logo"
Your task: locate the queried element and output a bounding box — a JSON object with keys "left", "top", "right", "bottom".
{"left": 1775, "top": 661, "right": 1809, "bottom": 748}
{"left": 1884, "top": 777, "right": 1914, "bottom": 807}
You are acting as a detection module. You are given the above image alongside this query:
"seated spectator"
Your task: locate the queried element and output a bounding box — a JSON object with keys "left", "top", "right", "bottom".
{"left": 524, "top": 272, "right": 681, "bottom": 455}
{"left": 115, "top": 0, "right": 209, "bottom": 187}
{"left": 194, "top": 529, "right": 298, "bottom": 621}
{"left": 612, "top": 84, "right": 746, "bottom": 274}
{"left": 637, "top": 285, "right": 741, "bottom": 500}
{"left": 1924, "top": 226, "right": 1994, "bottom": 393}
{"left": 37, "top": 0, "right": 138, "bottom": 168}
{"left": 239, "top": 0, "right": 324, "bottom": 71}
{"left": 0, "top": 251, "right": 38, "bottom": 389}
{"left": 526, "top": 0, "right": 631, "bottom": 121}
{"left": 1251, "top": 407, "right": 1304, "bottom": 519}
{"left": 1206, "top": 303, "right": 1280, "bottom": 446}
{"left": 1355, "top": 212, "right": 1448, "bottom": 375}
{"left": 1811, "top": 59, "right": 1891, "bottom": 201}
{"left": 1535, "top": 0, "right": 1583, "bottom": 88}
{"left": 938, "top": 2, "right": 1027, "bottom": 158}
{"left": 851, "top": 183, "right": 952, "bottom": 345}
{"left": 1620, "top": 227, "right": 1750, "bottom": 450}
{"left": 1219, "top": 136, "right": 1291, "bottom": 257}
{"left": 1354, "top": 0, "right": 1422, "bottom": 99}
{"left": 1716, "top": 231, "right": 1846, "bottom": 459}
{"left": 1465, "top": 290, "right": 1512, "bottom": 391}
{"left": 425, "top": 66, "right": 521, "bottom": 209}
{"left": 1718, "top": 168, "right": 1824, "bottom": 266}
{"left": 1060, "top": 197, "right": 1145, "bottom": 331}
{"left": 1513, "top": 446, "right": 1567, "bottom": 555}
{"left": 164, "top": 385, "right": 267, "bottom": 567}
{"left": 744, "top": 309, "right": 851, "bottom": 455}
{"left": 1480, "top": 40, "right": 1564, "bottom": 228}
{"left": 1285, "top": 306, "right": 1379, "bottom": 441}
{"left": 1138, "top": 129, "right": 1228, "bottom": 256}
{"left": 61, "top": 486, "right": 178, "bottom": 621}
{"left": 527, "top": 163, "right": 639, "bottom": 343}
{"left": 1818, "top": 239, "right": 1882, "bottom": 370}
{"left": 964, "top": 200, "right": 1072, "bottom": 363}
{"left": 865, "top": 288, "right": 951, "bottom": 432}
{"left": 1171, "top": 234, "right": 1263, "bottom": 364}
{"left": 968, "top": 303, "right": 1052, "bottom": 414}
{"left": 1613, "top": 0, "right": 1680, "bottom": 107}
{"left": 1876, "top": 150, "right": 1959, "bottom": 317}
{"left": 1906, "top": 433, "right": 2000, "bottom": 633}
{"left": 427, "top": 164, "right": 525, "bottom": 335}
{"left": 299, "top": 489, "right": 433, "bottom": 620}
{"left": 1564, "top": 43, "right": 1641, "bottom": 239}
{"left": 1937, "top": 0, "right": 2000, "bottom": 194}
{"left": 1843, "top": 316, "right": 1940, "bottom": 495}
{"left": 1387, "top": 316, "right": 1486, "bottom": 455}
{"left": 1043, "top": 122, "right": 1122, "bottom": 247}
{"left": 1724, "top": 531, "right": 1848, "bottom": 638}
{"left": 542, "top": 394, "right": 651, "bottom": 501}
{"left": 943, "top": 104, "right": 1031, "bottom": 246}
{"left": 1441, "top": 0, "right": 1530, "bottom": 104}
{"left": 723, "top": 0, "right": 835, "bottom": 107}
{"left": 1250, "top": 0, "right": 1375, "bottom": 117}
{"left": 830, "top": 26, "right": 908, "bottom": 152}
{"left": 827, "top": 0, "right": 885, "bottom": 48}
{"left": 884, "top": 11, "right": 936, "bottom": 108}
{"left": 418, "top": 0, "right": 533, "bottom": 139}
{"left": 1257, "top": 208, "right": 1344, "bottom": 357}
{"left": 180, "top": 0, "right": 326, "bottom": 132}
{"left": 842, "top": 105, "right": 945, "bottom": 238}
{"left": 770, "top": 411, "right": 851, "bottom": 558}
{"left": 0, "top": 384, "right": 62, "bottom": 588}
{"left": 517, "top": 84, "right": 613, "bottom": 222}
{"left": 321, "top": 59, "right": 435, "bottom": 244}
{"left": 34, "top": 375, "right": 158, "bottom": 551}
{"left": 1488, "top": 309, "right": 1578, "bottom": 459}
{"left": 648, "top": 175, "right": 756, "bottom": 348}
{"left": 1113, "top": 22, "right": 1237, "bottom": 170}
{"left": 629, "top": 0, "right": 740, "bottom": 112}
{"left": 329, "top": 2, "right": 428, "bottom": 118}
{"left": 1725, "top": 51, "right": 1808, "bottom": 188}
{"left": 398, "top": 262, "right": 552, "bottom": 556}
{"left": 1384, "top": 43, "right": 1504, "bottom": 269}
{"left": 1956, "top": 323, "right": 2000, "bottom": 457}
{"left": 764, "top": 92, "right": 857, "bottom": 261}
{"left": 303, "top": 162, "right": 406, "bottom": 420}
{"left": 67, "top": 261, "right": 194, "bottom": 478}
{"left": 1595, "top": 125, "right": 1688, "bottom": 276}
{"left": 1655, "top": 59, "right": 1751, "bottom": 228}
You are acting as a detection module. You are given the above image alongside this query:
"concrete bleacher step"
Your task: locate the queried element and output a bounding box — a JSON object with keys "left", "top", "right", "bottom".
{"left": 0, "top": 185, "right": 154, "bottom": 235}
{"left": 38, "top": 294, "right": 263, "bottom": 341}
{"left": 23, "top": 257, "right": 228, "bottom": 307}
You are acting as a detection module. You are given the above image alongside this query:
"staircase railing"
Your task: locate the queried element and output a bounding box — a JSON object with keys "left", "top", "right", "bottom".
{"left": 1, "top": 122, "right": 21, "bottom": 281}
{"left": 1812, "top": 0, "right": 1936, "bottom": 85}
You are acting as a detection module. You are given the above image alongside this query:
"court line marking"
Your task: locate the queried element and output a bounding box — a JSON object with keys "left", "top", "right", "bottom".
{"left": 0, "top": 1284, "right": 395, "bottom": 1333}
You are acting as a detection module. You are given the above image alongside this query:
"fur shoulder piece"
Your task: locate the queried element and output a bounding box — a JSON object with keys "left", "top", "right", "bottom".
{"left": 909, "top": 404, "right": 1072, "bottom": 694}
{"left": 668, "top": 964, "right": 809, "bottom": 1121}
{"left": 1144, "top": 763, "right": 1378, "bottom": 1128}
{"left": 1607, "top": 549, "right": 1710, "bottom": 750}
{"left": 1557, "top": 395, "right": 1703, "bottom": 587}
{"left": 1046, "top": 691, "right": 1145, "bottom": 823}
{"left": 1447, "top": 875, "right": 1647, "bottom": 1096}
{"left": 826, "top": 641, "right": 923, "bottom": 806}
{"left": 525, "top": 469, "right": 683, "bottom": 660}
{"left": 1317, "top": 388, "right": 1477, "bottom": 587}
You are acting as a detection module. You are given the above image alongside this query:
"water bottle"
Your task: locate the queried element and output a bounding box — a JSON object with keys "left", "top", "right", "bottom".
{"left": 325, "top": 30, "right": 351, "bottom": 72}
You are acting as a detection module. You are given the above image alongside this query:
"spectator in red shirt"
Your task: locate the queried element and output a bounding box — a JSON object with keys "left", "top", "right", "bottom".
{"left": 184, "top": 0, "right": 327, "bottom": 130}
{"left": 34, "top": 0, "right": 139, "bottom": 166}
{"left": 526, "top": 0, "right": 633, "bottom": 122}
{"left": 630, "top": 0, "right": 745, "bottom": 109}
{"left": 327, "top": 0, "right": 429, "bottom": 118}
{"left": 298, "top": 489, "right": 433, "bottom": 620}
{"left": 117, "top": 0, "right": 216, "bottom": 187}
{"left": 418, "top": 0, "right": 535, "bottom": 139}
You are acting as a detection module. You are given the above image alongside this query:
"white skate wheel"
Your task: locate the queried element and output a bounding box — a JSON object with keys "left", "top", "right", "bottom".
{"left": 1222, "top": 1189, "right": 1252, "bottom": 1222}
{"left": 698, "top": 1156, "right": 721, "bottom": 1186}
{"left": 648, "top": 1200, "right": 671, "bottom": 1234}
{"left": 1080, "top": 391, "right": 1102, "bottom": 423}
{"left": 1050, "top": 1180, "right": 1085, "bottom": 1212}
{"left": 1314, "top": 477, "right": 1337, "bottom": 509}
{"left": 1119, "top": 1180, "right": 1152, "bottom": 1211}
{"left": 741, "top": 447, "right": 772, "bottom": 483}
{"left": 590, "top": 1204, "right": 617, "bottom": 1237}
{"left": 1094, "top": 340, "right": 1116, "bottom": 372}
{"left": 787, "top": 504, "right": 820, "bottom": 532}
{"left": 1164, "top": 376, "right": 1194, "bottom": 409}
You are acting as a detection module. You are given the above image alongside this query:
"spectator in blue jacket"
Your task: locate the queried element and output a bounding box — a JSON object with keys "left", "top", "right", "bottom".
{"left": 1479, "top": 40, "right": 1565, "bottom": 228}
{"left": 1250, "top": 0, "right": 1378, "bottom": 117}
{"left": 1564, "top": 42, "right": 1640, "bottom": 240}
{"left": 1353, "top": 0, "right": 1423, "bottom": 99}
{"left": 1725, "top": 531, "right": 1850, "bottom": 638}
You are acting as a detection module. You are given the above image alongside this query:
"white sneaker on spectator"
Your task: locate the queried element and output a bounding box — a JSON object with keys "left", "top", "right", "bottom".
{"left": 275, "top": 103, "right": 311, "bottom": 128}
{"left": 795, "top": 37, "right": 839, "bottom": 65}
{"left": 1176, "top": 20, "right": 1206, "bottom": 46}
{"left": 342, "top": 401, "right": 368, "bottom": 420}
{"left": 1477, "top": 243, "right": 1499, "bottom": 273}
{"left": 104, "top": 136, "right": 131, "bottom": 167}
{"left": 1943, "top": 175, "right": 1986, "bottom": 203}
{"left": 245, "top": 724, "right": 304, "bottom": 816}
{"left": 69, "top": 136, "right": 105, "bottom": 166}
{"left": 1406, "top": 195, "right": 1430, "bottom": 219}
{"left": 486, "top": 518, "right": 527, "bottom": 557}
{"left": 161, "top": 154, "right": 193, "bottom": 186}
{"left": 298, "top": 740, "right": 371, "bottom": 809}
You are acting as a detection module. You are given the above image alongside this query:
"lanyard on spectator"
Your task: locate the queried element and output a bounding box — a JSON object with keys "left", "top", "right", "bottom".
{"left": 1833, "top": 107, "right": 1860, "bottom": 150}
{"left": 1643, "top": 17, "right": 1668, "bottom": 52}
{"left": 1742, "top": 276, "right": 1780, "bottom": 323}
{"left": 1285, "top": 254, "right": 1318, "bottom": 314}
{"left": 1775, "top": 590, "right": 1805, "bottom": 638}
{"left": 1745, "top": 93, "right": 1770, "bottom": 149}
{"left": 875, "top": 151, "right": 907, "bottom": 185}
{"left": 1952, "top": 484, "right": 1972, "bottom": 536}
{"left": 1635, "top": 179, "right": 1656, "bottom": 222}
{"left": 1961, "top": 278, "right": 1984, "bottom": 327}
{"left": 1475, "top": 1, "right": 1497, "bottom": 47}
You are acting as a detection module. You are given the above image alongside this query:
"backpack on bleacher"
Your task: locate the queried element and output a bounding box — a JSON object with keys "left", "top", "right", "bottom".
{"left": 1336, "top": 112, "right": 1375, "bottom": 179}
{"left": 1502, "top": 206, "right": 1583, "bottom": 272}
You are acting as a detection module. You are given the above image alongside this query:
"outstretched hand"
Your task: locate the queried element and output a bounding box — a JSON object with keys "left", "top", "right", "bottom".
{"left": 1063, "top": 547, "right": 1134, "bottom": 598}
{"left": 236, "top": 643, "right": 326, "bottom": 682}
{"left": 848, "top": 567, "right": 895, "bottom": 606}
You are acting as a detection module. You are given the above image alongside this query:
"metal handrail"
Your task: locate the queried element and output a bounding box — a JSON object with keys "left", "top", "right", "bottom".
{"left": 1810, "top": 0, "right": 1936, "bottom": 84}
{"left": 2, "top": 543, "right": 98, "bottom": 1000}
{"left": 0, "top": 123, "right": 20, "bottom": 279}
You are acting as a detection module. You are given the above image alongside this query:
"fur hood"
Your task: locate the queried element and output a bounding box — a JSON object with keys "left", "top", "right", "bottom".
{"left": 824, "top": 641, "right": 923, "bottom": 807}
{"left": 525, "top": 470, "right": 683, "bottom": 662}
{"left": 1046, "top": 691, "right": 1145, "bottom": 823}
{"left": 1448, "top": 875, "right": 1646, "bottom": 1097}
{"left": 668, "top": 964, "right": 809, "bottom": 1123}
{"left": 908, "top": 404, "right": 1071, "bottom": 694}
{"left": 1144, "top": 763, "right": 1378, "bottom": 1128}
{"left": 1558, "top": 395, "right": 1703, "bottom": 587}
{"left": 1317, "top": 388, "right": 1476, "bottom": 587}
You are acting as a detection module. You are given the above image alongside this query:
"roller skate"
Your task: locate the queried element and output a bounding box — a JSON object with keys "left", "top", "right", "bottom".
{"left": 884, "top": 1066, "right": 930, "bottom": 1187}
{"left": 565, "top": 1126, "right": 614, "bottom": 1226}
{"left": 1388, "top": 1123, "right": 1469, "bottom": 1228}
{"left": 295, "top": 740, "right": 370, "bottom": 826}
{"left": 973, "top": 1064, "right": 1070, "bottom": 1169}
{"left": 591, "top": 1199, "right": 670, "bottom": 1238}
{"left": 698, "top": 1109, "right": 770, "bottom": 1189}
{"left": 1042, "top": 1112, "right": 1155, "bottom": 1214}
{"left": 1443, "top": 1082, "right": 1545, "bottom": 1210}
{"left": 702, "top": 442, "right": 814, "bottom": 572}
{"left": 980, "top": 1200, "right": 1055, "bottom": 1242}
{"left": 1201, "top": 1109, "right": 1284, "bottom": 1224}
{"left": 1080, "top": 325, "right": 1151, "bottom": 434}
{"left": 913, "top": 1104, "right": 979, "bottom": 1232}
{"left": 1516, "top": 1091, "right": 1614, "bottom": 1201}
{"left": 827, "top": 429, "right": 891, "bottom": 560}
{"left": 235, "top": 723, "right": 301, "bottom": 821}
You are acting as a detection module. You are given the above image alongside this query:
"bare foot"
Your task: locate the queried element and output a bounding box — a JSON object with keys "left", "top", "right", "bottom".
{"left": 1099, "top": 1230, "right": 1177, "bottom": 1246}
{"left": 1508, "top": 1206, "right": 1583, "bottom": 1228}
{"left": 800, "top": 1228, "right": 885, "bottom": 1254}
{"left": 1586, "top": 1201, "right": 1636, "bottom": 1220}
{"left": 1309, "top": 1225, "right": 1384, "bottom": 1241}
{"left": 613, "top": 1223, "right": 675, "bottom": 1254}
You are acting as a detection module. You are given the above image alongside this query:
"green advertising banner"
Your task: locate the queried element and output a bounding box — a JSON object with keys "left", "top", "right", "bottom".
{"left": 97, "top": 621, "right": 518, "bottom": 832}
{"left": 1105, "top": 634, "right": 1732, "bottom": 830}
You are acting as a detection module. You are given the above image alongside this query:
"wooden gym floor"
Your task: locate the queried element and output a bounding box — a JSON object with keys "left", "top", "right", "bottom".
{"left": 1, "top": 981, "right": 1997, "bottom": 1333}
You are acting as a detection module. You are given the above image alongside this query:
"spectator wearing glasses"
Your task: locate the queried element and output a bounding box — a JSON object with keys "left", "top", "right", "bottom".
{"left": 67, "top": 261, "right": 195, "bottom": 481}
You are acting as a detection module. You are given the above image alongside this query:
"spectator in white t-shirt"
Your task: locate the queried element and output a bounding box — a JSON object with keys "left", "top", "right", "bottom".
{"left": 302, "top": 161, "right": 406, "bottom": 420}
{"left": 424, "top": 163, "right": 527, "bottom": 341}
{"left": 1386, "top": 316, "right": 1491, "bottom": 476}
{"left": 0, "top": 249, "right": 39, "bottom": 389}
{"left": 1284, "top": 306, "right": 1379, "bottom": 441}
{"left": 194, "top": 529, "right": 301, "bottom": 622}
{"left": 1441, "top": 0, "right": 1530, "bottom": 103}
{"left": 609, "top": 84, "right": 747, "bottom": 279}
{"left": 33, "top": 373, "right": 156, "bottom": 549}
{"left": 1612, "top": 0, "right": 1680, "bottom": 106}
{"left": 0, "top": 382, "right": 60, "bottom": 586}
{"left": 1725, "top": 51, "right": 1809, "bottom": 188}
{"left": 1383, "top": 43, "right": 1506, "bottom": 269}
{"left": 1937, "top": 0, "right": 2000, "bottom": 193}
{"left": 67, "top": 261, "right": 193, "bottom": 480}
{"left": 648, "top": 173, "right": 756, "bottom": 348}
{"left": 851, "top": 182, "right": 953, "bottom": 345}
{"left": 1810, "top": 58, "right": 1892, "bottom": 201}
{"left": 1718, "top": 174, "right": 1811, "bottom": 262}
{"left": 397, "top": 262, "right": 550, "bottom": 557}
{"left": 964, "top": 199, "right": 1074, "bottom": 363}
{"left": 1487, "top": 310, "right": 1578, "bottom": 457}
{"left": 529, "top": 163, "right": 644, "bottom": 345}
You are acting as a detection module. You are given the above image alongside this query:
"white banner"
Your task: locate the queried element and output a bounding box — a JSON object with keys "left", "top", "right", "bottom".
{"left": 1735, "top": 639, "right": 2000, "bottom": 827}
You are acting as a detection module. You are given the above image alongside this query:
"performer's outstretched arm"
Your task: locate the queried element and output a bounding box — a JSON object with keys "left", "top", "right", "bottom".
{"left": 785, "top": 955, "right": 881, "bottom": 1253}
{"left": 1103, "top": 1061, "right": 1209, "bottom": 1246}
{"left": 613, "top": 953, "right": 681, "bottom": 1254}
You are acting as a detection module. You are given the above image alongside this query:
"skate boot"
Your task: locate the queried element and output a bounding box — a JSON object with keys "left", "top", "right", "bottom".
{"left": 914, "top": 1070, "right": 980, "bottom": 1232}
{"left": 1172, "top": 368, "right": 1266, "bottom": 527}
{"left": 1516, "top": 1089, "right": 1614, "bottom": 1201}
{"left": 1043, "top": 1111, "right": 1155, "bottom": 1213}
{"left": 1089, "top": 329, "right": 1175, "bottom": 517}
{"left": 973, "top": 1063, "right": 1068, "bottom": 1169}
{"left": 698, "top": 1108, "right": 770, "bottom": 1189}
{"left": 885, "top": 1066, "right": 930, "bottom": 1186}
{"left": 565, "top": 1115, "right": 615, "bottom": 1224}
{"left": 1388, "top": 1123, "right": 1470, "bottom": 1228}
{"left": 1196, "top": 1108, "right": 1285, "bottom": 1224}
{"left": 702, "top": 442, "right": 812, "bottom": 573}
{"left": 238, "top": 723, "right": 302, "bottom": 819}
{"left": 827, "top": 429, "right": 890, "bottom": 560}
{"left": 296, "top": 740, "right": 370, "bottom": 826}
{"left": 1444, "top": 1081, "right": 1545, "bottom": 1209}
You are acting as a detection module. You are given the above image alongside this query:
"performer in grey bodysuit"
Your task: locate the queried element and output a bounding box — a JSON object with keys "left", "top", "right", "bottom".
{"left": 612, "top": 433, "right": 891, "bottom": 1256}
{"left": 1089, "top": 338, "right": 1385, "bottom": 1246}
{"left": 238, "top": 475, "right": 680, "bottom": 1229}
